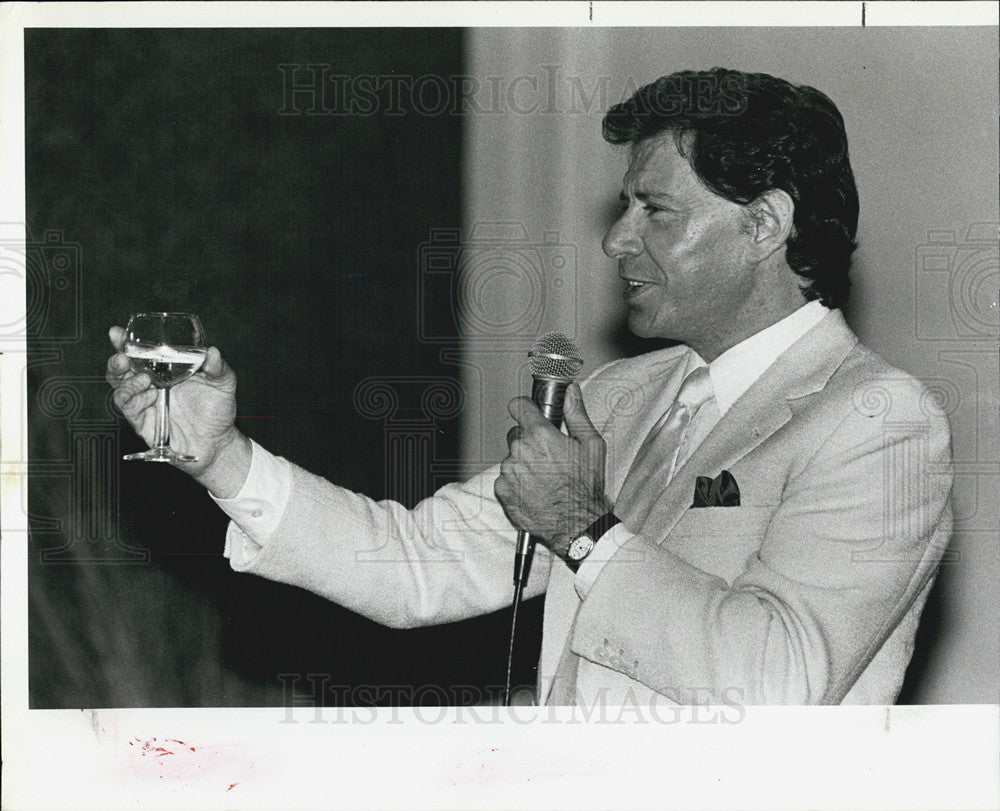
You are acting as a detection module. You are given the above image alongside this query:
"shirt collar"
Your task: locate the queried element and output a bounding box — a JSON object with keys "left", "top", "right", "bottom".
{"left": 693, "top": 300, "right": 832, "bottom": 416}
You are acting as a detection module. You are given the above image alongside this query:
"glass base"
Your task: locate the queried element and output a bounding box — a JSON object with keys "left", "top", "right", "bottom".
{"left": 123, "top": 447, "right": 199, "bottom": 463}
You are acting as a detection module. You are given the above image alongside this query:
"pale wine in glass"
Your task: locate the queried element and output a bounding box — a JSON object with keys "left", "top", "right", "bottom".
{"left": 122, "top": 312, "right": 207, "bottom": 462}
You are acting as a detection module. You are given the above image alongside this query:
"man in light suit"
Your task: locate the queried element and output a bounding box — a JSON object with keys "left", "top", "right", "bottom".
{"left": 107, "top": 69, "right": 952, "bottom": 705}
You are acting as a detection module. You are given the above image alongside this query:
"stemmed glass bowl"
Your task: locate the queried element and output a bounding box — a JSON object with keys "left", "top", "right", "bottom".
{"left": 122, "top": 312, "right": 206, "bottom": 462}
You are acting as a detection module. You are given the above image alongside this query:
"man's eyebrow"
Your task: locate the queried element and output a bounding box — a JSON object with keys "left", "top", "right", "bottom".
{"left": 620, "top": 189, "right": 678, "bottom": 202}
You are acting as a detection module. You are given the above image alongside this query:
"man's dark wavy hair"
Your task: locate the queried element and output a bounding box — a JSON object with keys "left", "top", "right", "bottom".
{"left": 603, "top": 68, "right": 858, "bottom": 309}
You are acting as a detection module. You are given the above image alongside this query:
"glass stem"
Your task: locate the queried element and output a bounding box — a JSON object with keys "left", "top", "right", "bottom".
{"left": 153, "top": 387, "right": 170, "bottom": 450}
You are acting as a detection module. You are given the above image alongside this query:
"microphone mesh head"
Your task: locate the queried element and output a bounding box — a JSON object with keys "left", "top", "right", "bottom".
{"left": 528, "top": 332, "right": 584, "bottom": 380}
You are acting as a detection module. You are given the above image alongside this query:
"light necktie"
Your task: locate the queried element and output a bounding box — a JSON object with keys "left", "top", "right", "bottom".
{"left": 546, "top": 365, "right": 718, "bottom": 705}
{"left": 615, "top": 364, "right": 718, "bottom": 530}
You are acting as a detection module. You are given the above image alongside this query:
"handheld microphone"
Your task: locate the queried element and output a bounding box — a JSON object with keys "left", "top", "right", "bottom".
{"left": 513, "top": 332, "right": 584, "bottom": 586}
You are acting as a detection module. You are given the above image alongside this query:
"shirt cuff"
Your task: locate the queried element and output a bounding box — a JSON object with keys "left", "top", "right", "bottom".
{"left": 211, "top": 439, "right": 292, "bottom": 557}
{"left": 574, "top": 522, "right": 634, "bottom": 599}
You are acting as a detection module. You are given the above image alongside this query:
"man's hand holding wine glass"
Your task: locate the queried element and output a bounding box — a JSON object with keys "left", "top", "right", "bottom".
{"left": 106, "top": 323, "right": 252, "bottom": 498}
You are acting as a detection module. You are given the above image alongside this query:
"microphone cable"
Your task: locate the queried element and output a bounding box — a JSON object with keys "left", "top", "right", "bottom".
{"left": 504, "top": 577, "right": 526, "bottom": 706}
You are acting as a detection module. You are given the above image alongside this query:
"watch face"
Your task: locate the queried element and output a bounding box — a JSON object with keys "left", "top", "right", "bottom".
{"left": 568, "top": 535, "right": 594, "bottom": 561}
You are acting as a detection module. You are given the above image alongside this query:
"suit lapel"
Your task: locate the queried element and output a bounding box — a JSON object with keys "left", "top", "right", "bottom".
{"left": 631, "top": 310, "right": 860, "bottom": 543}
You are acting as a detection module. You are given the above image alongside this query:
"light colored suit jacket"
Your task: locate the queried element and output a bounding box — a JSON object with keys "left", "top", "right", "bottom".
{"left": 225, "top": 310, "right": 953, "bottom": 705}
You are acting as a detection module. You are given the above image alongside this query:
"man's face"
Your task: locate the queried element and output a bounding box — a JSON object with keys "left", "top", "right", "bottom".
{"left": 603, "top": 133, "right": 757, "bottom": 350}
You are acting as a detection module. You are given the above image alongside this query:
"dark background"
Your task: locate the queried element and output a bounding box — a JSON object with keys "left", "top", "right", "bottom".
{"left": 27, "top": 28, "right": 542, "bottom": 707}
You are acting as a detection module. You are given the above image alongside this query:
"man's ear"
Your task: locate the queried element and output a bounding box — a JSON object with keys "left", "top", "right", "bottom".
{"left": 743, "top": 189, "right": 795, "bottom": 263}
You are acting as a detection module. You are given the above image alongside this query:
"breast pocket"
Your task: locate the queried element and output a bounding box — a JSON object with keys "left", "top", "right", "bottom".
{"left": 662, "top": 505, "right": 776, "bottom": 584}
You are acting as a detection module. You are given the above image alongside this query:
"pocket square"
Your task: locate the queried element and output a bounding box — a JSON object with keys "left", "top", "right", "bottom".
{"left": 693, "top": 470, "right": 740, "bottom": 507}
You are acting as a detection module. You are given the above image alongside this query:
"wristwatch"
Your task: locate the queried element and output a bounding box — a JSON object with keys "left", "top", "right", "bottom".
{"left": 565, "top": 512, "right": 621, "bottom": 572}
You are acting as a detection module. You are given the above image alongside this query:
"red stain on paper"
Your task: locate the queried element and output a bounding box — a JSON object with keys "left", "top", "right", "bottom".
{"left": 127, "top": 736, "right": 254, "bottom": 792}
{"left": 134, "top": 737, "right": 175, "bottom": 758}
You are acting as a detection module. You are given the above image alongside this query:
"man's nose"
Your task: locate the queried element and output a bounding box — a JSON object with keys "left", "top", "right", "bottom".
{"left": 602, "top": 210, "right": 642, "bottom": 259}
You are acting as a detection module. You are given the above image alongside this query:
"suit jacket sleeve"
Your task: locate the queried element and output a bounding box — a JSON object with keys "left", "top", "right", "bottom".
{"left": 226, "top": 460, "right": 551, "bottom": 629}
{"left": 572, "top": 381, "right": 953, "bottom": 705}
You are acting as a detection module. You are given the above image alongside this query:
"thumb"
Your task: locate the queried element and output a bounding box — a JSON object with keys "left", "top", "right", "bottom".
{"left": 200, "top": 346, "right": 231, "bottom": 379}
{"left": 562, "top": 383, "right": 599, "bottom": 439}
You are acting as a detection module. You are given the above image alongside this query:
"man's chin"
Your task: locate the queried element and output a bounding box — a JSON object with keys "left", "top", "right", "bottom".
{"left": 627, "top": 312, "right": 659, "bottom": 340}
{"left": 625, "top": 311, "right": 644, "bottom": 335}
{"left": 627, "top": 313, "right": 681, "bottom": 345}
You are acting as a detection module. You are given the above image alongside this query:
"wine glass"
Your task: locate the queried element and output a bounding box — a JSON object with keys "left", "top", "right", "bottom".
{"left": 122, "top": 312, "right": 207, "bottom": 462}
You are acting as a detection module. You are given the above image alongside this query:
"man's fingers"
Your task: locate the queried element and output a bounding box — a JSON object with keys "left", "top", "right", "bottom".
{"left": 114, "top": 382, "right": 156, "bottom": 419}
{"left": 113, "top": 371, "right": 151, "bottom": 400}
{"left": 115, "top": 385, "right": 155, "bottom": 415}
{"left": 108, "top": 326, "right": 125, "bottom": 352}
{"left": 506, "top": 425, "right": 521, "bottom": 447}
{"left": 106, "top": 327, "right": 132, "bottom": 384}
{"left": 507, "top": 396, "right": 549, "bottom": 429}
{"left": 106, "top": 351, "right": 132, "bottom": 383}
{"left": 562, "top": 383, "right": 600, "bottom": 440}
{"left": 200, "top": 346, "right": 228, "bottom": 378}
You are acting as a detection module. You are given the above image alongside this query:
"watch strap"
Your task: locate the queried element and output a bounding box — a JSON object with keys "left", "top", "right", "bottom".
{"left": 581, "top": 512, "right": 622, "bottom": 543}
{"left": 566, "top": 512, "right": 621, "bottom": 572}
